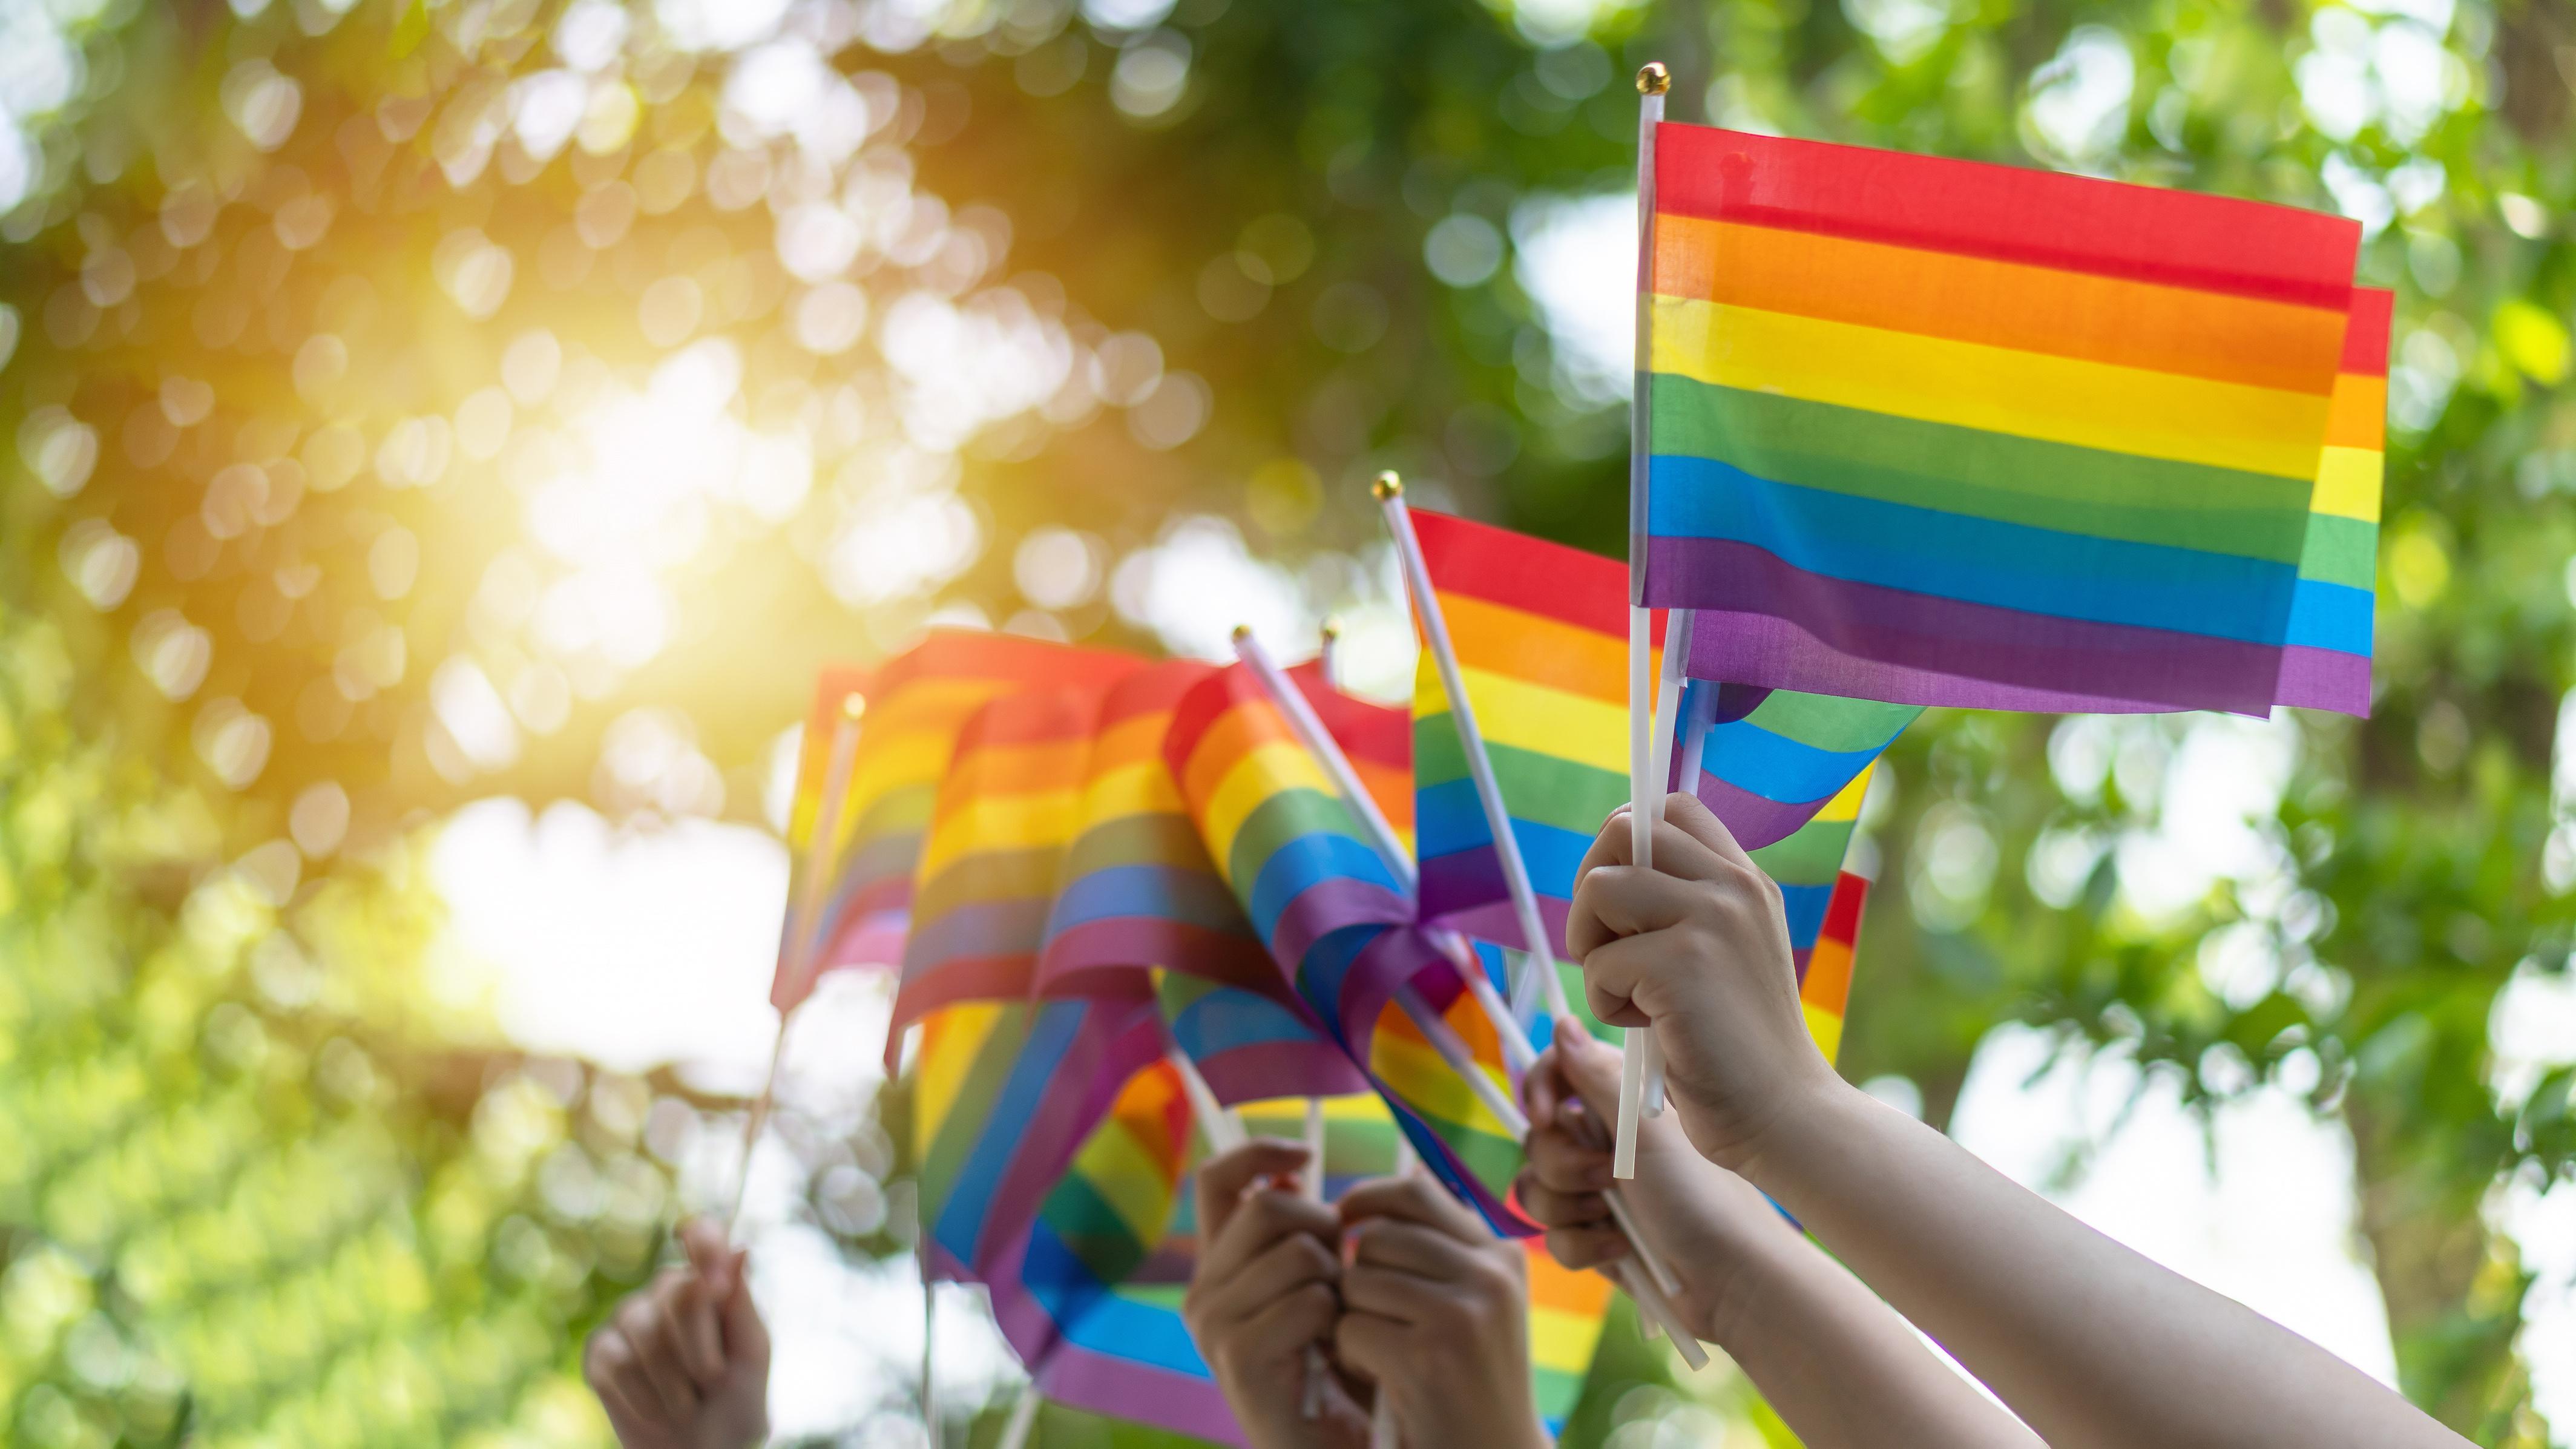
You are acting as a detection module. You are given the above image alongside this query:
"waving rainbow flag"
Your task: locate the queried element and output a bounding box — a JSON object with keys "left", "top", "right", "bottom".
{"left": 1411, "top": 510, "right": 1911, "bottom": 962}
{"left": 780, "top": 631, "right": 1140, "bottom": 1012}
{"left": 2277, "top": 286, "right": 2392, "bottom": 715}
{"left": 912, "top": 996, "right": 1165, "bottom": 1284}
{"left": 1164, "top": 663, "right": 1530, "bottom": 1232}
{"left": 1409, "top": 510, "right": 1658, "bottom": 958}
{"left": 889, "top": 686, "right": 1108, "bottom": 1051}
{"left": 1642, "top": 125, "right": 2362, "bottom": 716}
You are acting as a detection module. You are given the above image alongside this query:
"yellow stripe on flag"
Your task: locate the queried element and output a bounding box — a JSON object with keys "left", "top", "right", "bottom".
{"left": 1650, "top": 295, "right": 2335, "bottom": 481}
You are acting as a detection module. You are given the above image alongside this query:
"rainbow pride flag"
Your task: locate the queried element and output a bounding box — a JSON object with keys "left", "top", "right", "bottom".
{"left": 1641, "top": 126, "right": 2362, "bottom": 717}
{"left": 1034, "top": 659, "right": 1367, "bottom": 1103}
{"left": 983, "top": 1056, "right": 1238, "bottom": 1441}
{"left": 1163, "top": 663, "right": 1416, "bottom": 978}
{"left": 1165, "top": 663, "right": 1530, "bottom": 1232}
{"left": 912, "top": 996, "right": 1165, "bottom": 1284}
{"left": 2276, "top": 286, "right": 2392, "bottom": 715}
{"left": 1409, "top": 510, "right": 1659, "bottom": 958}
{"left": 889, "top": 686, "right": 1108, "bottom": 1053}
{"left": 1157, "top": 969, "right": 1368, "bottom": 1105}
{"left": 783, "top": 632, "right": 1140, "bottom": 1012}
{"left": 1038, "top": 661, "right": 1293, "bottom": 1005}
{"left": 1798, "top": 871, "right": 1871, "bottom": 1064}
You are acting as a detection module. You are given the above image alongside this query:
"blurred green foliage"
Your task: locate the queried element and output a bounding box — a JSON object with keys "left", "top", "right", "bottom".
{"left": 2, "top": 0, "right": 2572, "bottom": 1444}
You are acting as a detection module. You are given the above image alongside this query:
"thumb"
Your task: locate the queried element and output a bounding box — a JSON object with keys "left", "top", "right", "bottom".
{"left": 722, "top": 1249, "right": 769, "bottom": 1365}
{"left": 1551, "top": 1017, "right": 1626, "bottom": 1122}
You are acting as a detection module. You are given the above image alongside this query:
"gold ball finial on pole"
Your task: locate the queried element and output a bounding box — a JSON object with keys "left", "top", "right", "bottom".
{"left": 1637, "top": 62, "right": 1671, "bottom": 96}
{"left": 1231, "top": 623, "right": 1255, "bottom": 645}
{"left": 1321, "top": 618, "right": 1342, "bottom": 643}
{"left": 840, "top": 693, "right": 867, "bottom": 723}
{"left": 1372, "top": 471, "right": 1402, "bottom": 501}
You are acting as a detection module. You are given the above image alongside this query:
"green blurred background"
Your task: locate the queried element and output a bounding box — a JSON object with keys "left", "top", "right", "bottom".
{"left": 1, "top": 0, "right": 2571, "bottom": 1444}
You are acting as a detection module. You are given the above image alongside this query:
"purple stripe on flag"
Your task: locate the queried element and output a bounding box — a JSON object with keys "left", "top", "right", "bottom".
{"left": 1332, "top": 927, "right": 1462, "bottom": 1074}
{"left": 1660, "top": 538, "right": 2287, "bottom": 716}
{"left": 2274, "top": 645, "right": 2371, "bottom": 715}
{"left": 1417, "top": 848, "right": 1572, "bottom": 958}
{"left": 1038, "top": 1347, "right": 1243, "bottom": 1447}
{"left": 1269, "top": 876, "right": 1413, "bottom": 979}
{"left": 813, "top": 907, "right": 907, "bottom": 976}
{"left": 1036, "top": 916, "right": 1281, "bottom": 999}
{"left": 1691, "top": 773, "right": 1847, "bottom": 853}
{"left": 974, "top": 1001, "right": 1163, "bottom": 1272}
{"left": 1194, "top": 1037, "right": 1371, "bottom": 1104}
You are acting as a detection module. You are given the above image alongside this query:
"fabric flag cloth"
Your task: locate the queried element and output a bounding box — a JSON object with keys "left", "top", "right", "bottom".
{"left": 1408, "top": 509, "right": 1661, "bottom": 959}
{"left": 2276, "top": 286, "right": 2393, "bottom": 715}
{"left": 1036, "top": 662, "right": 1366, "bottom": 1103}
{"left": 1641, "top": 124, "right": 2364, "bottom": 717}
{"left": 1799, "top": 871, "right": 1871, "bottom": 1065}
{"left": 981, "top": 1057, "right": 1241, "bottom": 1443}
{"left": 888, "top": 685, "right": 1111, "bottom": 1060}
{"left": 910, "top": 997, "right": 1165, "bottom": 1286}
{"left": 769, "top": 663, "right": 872, "bottom": 1007}
{"left": 1163, "top": 662, "right": 1531, "bottom": 1234}
{"left": 783, "top": 631, "right": 1141, "bottom": 1013}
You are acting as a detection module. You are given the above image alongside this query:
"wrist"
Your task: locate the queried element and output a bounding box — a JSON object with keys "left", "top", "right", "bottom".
{"left": 1729, "top": 1068, "right": 1864, "bottom": 1204}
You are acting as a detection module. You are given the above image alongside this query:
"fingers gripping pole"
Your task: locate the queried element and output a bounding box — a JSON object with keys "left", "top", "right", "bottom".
{"left": 1390, "top": 986, "right": 1704, "bottom": 1368}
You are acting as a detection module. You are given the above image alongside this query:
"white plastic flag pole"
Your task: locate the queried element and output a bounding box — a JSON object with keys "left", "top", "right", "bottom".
{"left": 921, "top": 1242, "right": 939, "bottom": 1449}
{"left": 1169, "top": 1049, "right": 1247, "bottom": 1155}
{"left": 1232, "top": 628, "right": 1416, "bottom": 895}
{"left": 731, "top": 692, "right": 866, "bottom": 1236}
{"left": 1375, "top": 474, "right": 1574, "bottom": 1031}
{"left": 1640, "top": 610, "right": 1692, "bottom": 1119}
{"left": 1390, "top": 985, "right": 1707, "bottom": 1369}
{"left": 1615, "top": 60, "right": 1671, "bottom": 1183}
{"left": 997, "top": 1381, "right": 1041, "bottom": 1449}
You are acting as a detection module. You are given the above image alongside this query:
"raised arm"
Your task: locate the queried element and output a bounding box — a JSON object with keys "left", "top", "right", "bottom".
{"left": 1517, "top": 1027, "right": 2042, "bottom": 1449}
{"left": 1565, "top": 794, "right": 2469, "bottom": 1449}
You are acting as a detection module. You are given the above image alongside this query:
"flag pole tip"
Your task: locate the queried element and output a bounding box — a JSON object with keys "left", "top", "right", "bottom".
{"left": 1320, "top": 619, "right": 1341, "bottom": 643}
{"left": 1231, "top": 623, "right": 1255, "bottom": 644}
{"left": 1637, "top": 62, "right": 1670, "bottom": 94}
{"left": 840, "top": 692, "right": 867, "bottom": 721}
{"left": 1371, "top": 471, "right": 1402, "bottom": 501}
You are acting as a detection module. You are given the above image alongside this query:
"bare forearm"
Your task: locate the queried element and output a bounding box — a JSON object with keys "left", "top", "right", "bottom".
{"left": 1748, "top": 1084, "right": 2465, "bottom": 1449}
{"left": 1709, "top": 1217, "right": 2043, "bottom": 1449}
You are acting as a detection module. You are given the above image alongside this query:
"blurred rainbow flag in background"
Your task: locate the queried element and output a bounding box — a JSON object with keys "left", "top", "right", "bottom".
{"left": 1643, "top": 125, "right": 2363, "bottom": 716}
{"left": 911, "top": 997, "right": 1164, "bottom": 1284}
{"left": 890, "top": 686, "right": 1110, "bottom": 1050}
{"left": 778, "top": 631, "right": 1140, "bottom": 1013}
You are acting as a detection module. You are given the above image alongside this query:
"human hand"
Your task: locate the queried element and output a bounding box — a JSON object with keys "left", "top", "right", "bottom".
{"left": 1332, "top": 1174, "right": 1546, "bottom": 1449}
{"left": 584, "top": 1218, "right": 770, "bottom": 1449}
{"left": 1567, "top": 794, "right": 1842, "bottom": 1174}
{"left": 1183, "top": 1140, "right": 1369, "bottom": 1449}
{"left": 1517, "top": 1020, "right": 1804, "bottom": 1345}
